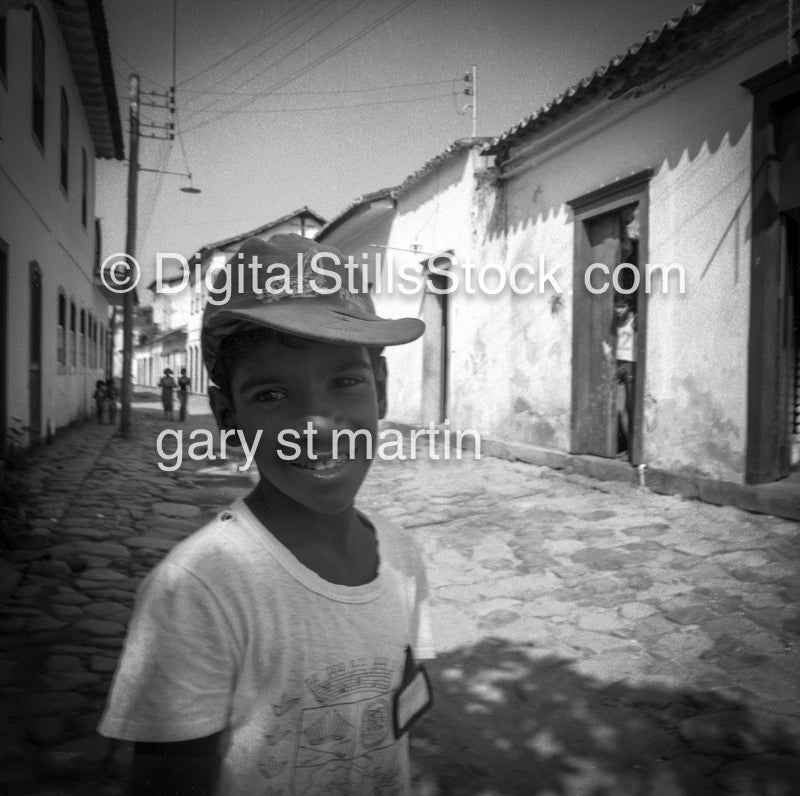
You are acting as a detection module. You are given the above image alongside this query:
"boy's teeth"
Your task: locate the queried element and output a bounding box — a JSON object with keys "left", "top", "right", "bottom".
{"left": 301, "top": 455, "right": 347, "bottom": 470}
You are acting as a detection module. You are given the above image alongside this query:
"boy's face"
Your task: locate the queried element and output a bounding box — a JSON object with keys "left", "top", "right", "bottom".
{"left": 211, "top": 337, "right": 386, "bottom": 516}
{"left": 614, "top": 300, "right": 632, "bottom": 319}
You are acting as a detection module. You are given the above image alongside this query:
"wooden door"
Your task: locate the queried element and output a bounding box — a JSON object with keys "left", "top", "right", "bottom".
{"left": 0, "top": 241, "right": 7, "bottom": 456}
{"left": 29, "top": 264, "right": 42, "bottom": 441}
{"left": 572, "top": 213, "right": 618, "bottom": 456}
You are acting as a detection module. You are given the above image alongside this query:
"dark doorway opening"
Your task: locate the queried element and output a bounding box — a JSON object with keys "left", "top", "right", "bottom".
{"left": 421, "top": 257, "right": 450, "bottom": 424}
{"left": 29, "top": 263, "right": 43, "bottom": 443}
{"left": 568, "top": 172, "right": 650, "bottom": 466}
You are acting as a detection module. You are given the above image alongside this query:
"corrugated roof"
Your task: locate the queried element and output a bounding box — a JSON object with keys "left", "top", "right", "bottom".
{"left": 54, "top": 0, "right": 124, "bottom": 160}
{"left": 483, "top": 0, "right": 786, "bottom": 157}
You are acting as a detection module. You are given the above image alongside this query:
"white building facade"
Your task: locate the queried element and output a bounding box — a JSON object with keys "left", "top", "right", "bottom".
{"left": 0, "top": 0, "right": 123, "bottom": 450}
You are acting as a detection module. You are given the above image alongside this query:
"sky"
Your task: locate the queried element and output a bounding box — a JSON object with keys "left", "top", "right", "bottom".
{"left": 96, "top": 0, "right": 694, "bottom": 291}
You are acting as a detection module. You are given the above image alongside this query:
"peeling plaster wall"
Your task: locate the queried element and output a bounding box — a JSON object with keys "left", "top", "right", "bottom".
{"left": 479, "top": 35, "right": 784, "bottom": 482}
{"left": 373, "top": 148, "right": 488, "bottom": 427}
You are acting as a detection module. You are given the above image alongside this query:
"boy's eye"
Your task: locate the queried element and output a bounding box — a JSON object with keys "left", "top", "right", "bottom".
{"left": 253, "top": 389, "right": 285, "bottom": 403}
{"left": 333, "top": 376, "right": 365, "bottom": 389}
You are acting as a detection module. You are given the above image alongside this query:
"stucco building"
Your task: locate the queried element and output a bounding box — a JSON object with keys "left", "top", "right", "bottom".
{"left": 320, "top": 0, "right": 800, "bottom": 503}
{"left": 0, "top": 0, "right": 123, "bottom": 451}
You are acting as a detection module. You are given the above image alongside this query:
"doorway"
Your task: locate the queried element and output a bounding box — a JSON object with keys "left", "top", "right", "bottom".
{"left": 786, "top": 212, "right": 800, "bottom": 469}
{"left": 421, "top": 255, "right": 450, "bottom": 424}
{"left": 29, "top": 263, "right": 42, "bottom": 442}
{"left": 744, "top": 64, "right": 800, "bottom": 483}
{"left": 0, "top": 240, "right": 7, "bottom": 456}
{"left": 568, "top": 172, "right": 650, "bottom": 465}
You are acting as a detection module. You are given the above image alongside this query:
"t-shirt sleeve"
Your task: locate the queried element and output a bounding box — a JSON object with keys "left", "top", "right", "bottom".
{"left": 98, "top": 562, "right": 238, "bottom": 743}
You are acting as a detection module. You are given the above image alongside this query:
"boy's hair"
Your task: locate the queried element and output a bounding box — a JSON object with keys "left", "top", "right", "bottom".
{"left": 211, "top": 325, "right": 384, "bottom": 399}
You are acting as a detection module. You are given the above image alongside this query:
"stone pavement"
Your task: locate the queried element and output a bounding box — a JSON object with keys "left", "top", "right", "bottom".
{"left": 1, "top": 398, "right": 799, "bottom": 795}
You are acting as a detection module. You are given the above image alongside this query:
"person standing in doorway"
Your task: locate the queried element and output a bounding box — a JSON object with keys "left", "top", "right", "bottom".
{"left": 612, "top": 293, "right": 636, "bottom": 459}
{"left": 159, "top": 368, "right": 176, "bottom": 420}
{"left": 177, "top": 367, "right": 191, "bottom": 422}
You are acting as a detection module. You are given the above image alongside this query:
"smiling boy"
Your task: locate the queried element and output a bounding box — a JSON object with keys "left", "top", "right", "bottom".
{"left": 99, "top": 234, "right": 434, "bottom": 795}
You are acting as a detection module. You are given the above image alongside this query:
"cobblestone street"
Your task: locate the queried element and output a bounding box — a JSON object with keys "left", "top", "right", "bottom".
{"left": 1, "top": 397, "right": 799, "bottom": 795}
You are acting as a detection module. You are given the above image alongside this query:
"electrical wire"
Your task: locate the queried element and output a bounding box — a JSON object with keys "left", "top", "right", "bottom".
{"left": 111, "top": 46, "right": 164, "bottom": 87}
{"left": 182, "top": 0, "right": 420, "bottom": 135}
{"left": 177, "top": 77, "right": 457, "bottom": 98}
{"left": 179, "top": 0, "right": 364, "bottom": 123}
{"left": 178, "top": 0, "right": 336, "bottom": 120}
{"left": 177, "top": 0, "right": 315, "bottom": 88}
{"left": 180, "top": 90, "right": 455, "bottom": 116}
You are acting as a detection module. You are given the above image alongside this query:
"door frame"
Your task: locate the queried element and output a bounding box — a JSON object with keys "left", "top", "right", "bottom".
{"left": 420, "top": 252, "right": 451, "bottom": 424}
{"left": 0, "top": 239, "right": 7, "bottom": 457}
{"left": 29, "top": 261, "right": 43, "bottom": 443}
{"left": 742, "top": 61, "right": 800, "bottom": 483}
{"left": 567, "top": 170, "right": 651, "bottom": 465}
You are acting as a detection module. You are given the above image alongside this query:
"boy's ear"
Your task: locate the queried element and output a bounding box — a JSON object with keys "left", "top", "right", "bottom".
{"left": 374, "top": 355, "right": 388, "bottom": 420}
{"left": 209, "top": 386, "right": 241, "bottom": 446}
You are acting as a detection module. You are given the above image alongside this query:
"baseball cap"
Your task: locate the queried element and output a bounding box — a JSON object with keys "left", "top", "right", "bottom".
{"left": 202, "top": 234, "right": 424, "bottom": 374}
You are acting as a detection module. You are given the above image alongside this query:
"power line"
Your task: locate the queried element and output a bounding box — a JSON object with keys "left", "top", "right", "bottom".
{"left": 177, "top": 77, "right": 457, "bottom": 98}
{"left": 111, "top": 46, "right": 163, "bottom": 88}
{"left": 182, "top": 0, "right": 420, "bottom": 135}
{"left": 177, "top": 0, "right": 317, "bottom": 88}
{"left": 180, "top": 90, "right": 455, "bottom": 116}
{"left": 179, "top": 0, "right": 366, "bottom": 123}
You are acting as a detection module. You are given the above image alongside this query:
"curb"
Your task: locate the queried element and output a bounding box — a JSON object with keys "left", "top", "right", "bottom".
{"left": 381, "top": 421, "right": 800, "bottom": 522}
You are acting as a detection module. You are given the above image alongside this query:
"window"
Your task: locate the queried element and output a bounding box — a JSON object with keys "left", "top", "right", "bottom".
{"left": 60, "top": 88, "right": 69, "bottom": 191}
{"left": 57, "top": 291, "right": 66, "bottom": 366}
{"left": 69, "top": 300, "right": 76, "bottom": 367}
{"left": 81, "top": 149, "right": 88, "bottom": 226}
{"left": 31, "top": 8, "right": 45, "bottom": 147}
{"left": 90, "top": 315, "right": 95, "bottom": 368}
{"left": 0, "top": 14, "right": 8, "bottom": 87}
{"left": 79, "top": 309, "right": 86, "bottom": 366}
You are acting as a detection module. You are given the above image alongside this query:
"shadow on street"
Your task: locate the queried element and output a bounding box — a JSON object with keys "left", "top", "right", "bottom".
{"left": 412, "top": 637, "right": 800, "bottom": 796}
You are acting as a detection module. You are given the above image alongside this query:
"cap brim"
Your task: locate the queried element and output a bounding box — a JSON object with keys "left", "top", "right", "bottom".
{"left": 206, "top": 301, "right": 425, "bottom": 347}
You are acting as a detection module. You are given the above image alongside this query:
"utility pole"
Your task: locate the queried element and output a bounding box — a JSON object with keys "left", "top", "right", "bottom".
{"left": 120, "top": 74, "right": 139, "bottom": 438}
{"left": 463, "top": 63, "right": 477, "bottom": 138}
{"left": 471, "top": 63, "right": 477, "bottom": 138}
{"left": 118, "top": 72, "right": 181, "bottom": 438}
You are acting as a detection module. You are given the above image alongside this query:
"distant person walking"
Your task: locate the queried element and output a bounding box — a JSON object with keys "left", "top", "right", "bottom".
{"left": 159, "top": 368, "right": 176, "bottom": 420}
{"left": 93, "top": 380, "right": 106, "bottom": 423}
{"left": 105, "top": 378, "right": 119, "bottom": 425}
{"left": 177, "top": 367, "right": 191, "bottom": 421}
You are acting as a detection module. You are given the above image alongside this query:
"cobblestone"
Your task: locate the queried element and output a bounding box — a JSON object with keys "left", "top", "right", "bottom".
{"left": 1, "top": 397, "right": 799, "bottom": 794}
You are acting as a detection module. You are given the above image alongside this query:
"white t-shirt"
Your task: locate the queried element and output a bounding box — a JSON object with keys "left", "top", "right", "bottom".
{"left": 99, "top": 499, "right": 434, "bottom": 795}
{"left": 616, "top": 314, "right": 636, "bottom": 362}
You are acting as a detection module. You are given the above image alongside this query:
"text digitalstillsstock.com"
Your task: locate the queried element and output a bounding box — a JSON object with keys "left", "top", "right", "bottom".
{"left": 155, "top": 422, "right": 482, "bottom": 472}
{"left": 101, "top": 251, "right": 687, "bottom": 299}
